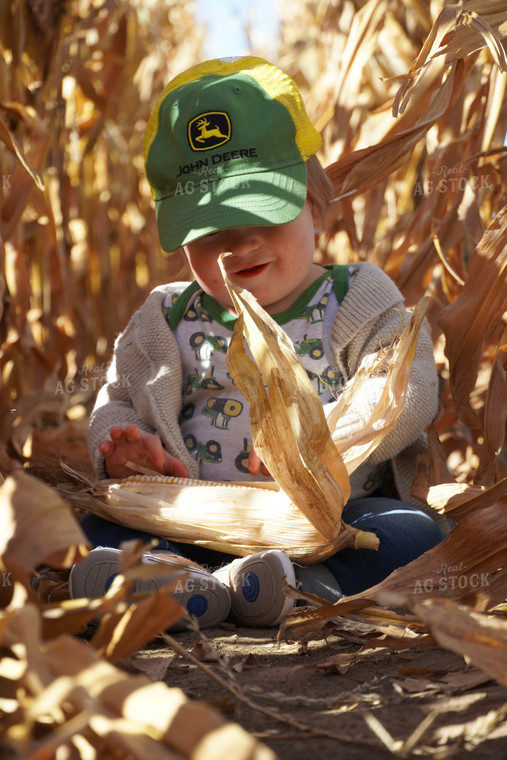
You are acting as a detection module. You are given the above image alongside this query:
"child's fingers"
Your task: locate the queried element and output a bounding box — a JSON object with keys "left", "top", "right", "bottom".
{"left": 123, "top": 424, "right": 141, "bottom": 442}
{"left": 98, "top": 439, "right": 114, "bottom": 455}
{"left": 102, "top": 428, "right": 188, "bottom": 479}
{"left": 247, "top": 447, "right": 262, "bottom": 475}
{"left": 109, "top": 426, "right": 124, "bottom": 441}
{"left": 168, "top": 457, "right": 189, "bottom": 479}
{"left": 140, "top": 432, "right": 189, "bottom": 478}
{"left": 247, "top": 447, "right": 270, "bottom": 477}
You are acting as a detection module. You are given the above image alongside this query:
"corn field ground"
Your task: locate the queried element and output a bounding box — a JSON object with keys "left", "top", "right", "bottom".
{"left": 1, "top": 1, "right": 507, "bottom": 759}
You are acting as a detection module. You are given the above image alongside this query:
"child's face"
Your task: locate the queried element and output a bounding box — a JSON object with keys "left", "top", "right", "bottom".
{"left": 183, "top": 199, "right": 323, "bottom": 314}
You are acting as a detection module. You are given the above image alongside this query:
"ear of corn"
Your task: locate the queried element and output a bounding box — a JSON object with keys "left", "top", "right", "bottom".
{"left": 74, "top": 474, "right": 378, "bottom": 564}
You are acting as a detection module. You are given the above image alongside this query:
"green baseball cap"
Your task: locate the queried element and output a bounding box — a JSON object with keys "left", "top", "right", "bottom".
{"left": 144, "top": 56, "right": 322, "bottom": 252}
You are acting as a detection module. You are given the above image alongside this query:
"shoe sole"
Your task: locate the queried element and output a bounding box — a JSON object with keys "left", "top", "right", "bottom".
{"left": 70, "top": 548, "right": 230, "bottom": 630}
{"left": 227, "top": 550, "right": 296, "bottom": 626}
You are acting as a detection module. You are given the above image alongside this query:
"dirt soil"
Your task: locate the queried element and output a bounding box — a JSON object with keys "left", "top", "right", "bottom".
{"left": 119, "top": 622, "right": 507, "bottom": 760}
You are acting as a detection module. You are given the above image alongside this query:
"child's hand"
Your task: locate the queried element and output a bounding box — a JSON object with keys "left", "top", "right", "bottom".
{"left": 98, "top": 425, "right": 189, "bottom": 479}
{"left": 247, "top": 447, "right": 270, "bottom": 477}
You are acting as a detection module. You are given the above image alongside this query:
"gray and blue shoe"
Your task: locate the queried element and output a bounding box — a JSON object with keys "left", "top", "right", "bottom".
{"left": 214, "top": 549, "right": 296, "bottom": 626}
{"left": 69, "top": 546, "right": 231, "bottom": 630}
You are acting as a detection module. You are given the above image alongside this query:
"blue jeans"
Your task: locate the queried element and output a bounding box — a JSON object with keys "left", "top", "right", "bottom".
{"left": 79, "top": 497, "right": 443, "bottom": 595}
{"left": 324, "top": 498, "right": 443, "bottom": 595}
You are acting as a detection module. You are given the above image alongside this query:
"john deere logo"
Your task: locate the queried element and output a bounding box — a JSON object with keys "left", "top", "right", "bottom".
{"left": 188, "top": 112, "right": 231, "bottom": 151}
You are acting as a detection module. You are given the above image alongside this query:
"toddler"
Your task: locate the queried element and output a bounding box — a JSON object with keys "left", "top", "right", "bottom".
{"left": 71, "top": 56, "right": 444, "bottom": 628}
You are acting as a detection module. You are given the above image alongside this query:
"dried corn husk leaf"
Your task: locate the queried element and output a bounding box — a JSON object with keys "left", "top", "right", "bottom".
{"left": 393, "top": 1, "right": 507, "bottom": 116}
{"left": 476, "top": 341, "right": 507, "bottom": 485}
{"left": 221, "top": 260, "right": 350, "bottom": 540}
{"left": 413, "top": 476, "right": 507, "bottom": 520}
{"left": 0, "top": 116, "right": 45, "bottom": 190}
{"left": 39, "top": 543, "right": 187, "bottom": 653}
{"left": 437, "top": 2, "right": 507, "bottom": 69}
{"left": 328, "top": 296, "right": 430, "bottom": 472}
{"left": 326, "top": 59, "right": 463, "bottom": 199}
{"left": 402, "top": 597, "right": 507, "bottom": 687}
{"left": 90, "top": 586, "right": 187, "bottom": 663}
{"left": 281, "top": 496, "right": 507, "bottom": 644}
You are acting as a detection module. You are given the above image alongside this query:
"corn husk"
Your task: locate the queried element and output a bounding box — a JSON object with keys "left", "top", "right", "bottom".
{"left": 329, "top": 296, "right": 430, "bottom": 472}
{"left": 78, "top": 475, "right": 351, "bottom": 564}
{"left": 220, "top": 254, "right": 351, "bottom": 541}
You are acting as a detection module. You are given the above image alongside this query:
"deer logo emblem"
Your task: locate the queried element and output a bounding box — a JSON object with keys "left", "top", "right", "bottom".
{"left": 188, "top": 112, "right": 231, "bottom": 151}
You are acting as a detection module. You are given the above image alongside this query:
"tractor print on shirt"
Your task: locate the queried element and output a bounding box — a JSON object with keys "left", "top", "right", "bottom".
{"left": 162, "top": 292, "right": 180, "bottom": 321}
{"left": 189, "top": 332, "right": 228, "bottom": 361}
{"left": 179, "top": 403, "right": 195, "bottom": 422}
{"left": 362, "top": 463, "right": 387, "bottom": 493}
{"left": 185, "top": 366, "right": 224, "bottom": 395}
{"left": 235, "top": 438, "right": 253, "bottom": 474}
{"left": 307, "top": 366, "right": 344, "bottom": 396}
{"left": 297, "top": 291, "right": 330, "bottom": 324}
{"left": 184, "top": 434, "right": 222, "bottom": 464}
{"left": 294, "top": 335, "right": 325, "bottom": 361}
{"left": 184, "top": 304, "right": 212, "bottom": 323}
{"left": 202, "top": 397, "right": 244, "bottom": 429}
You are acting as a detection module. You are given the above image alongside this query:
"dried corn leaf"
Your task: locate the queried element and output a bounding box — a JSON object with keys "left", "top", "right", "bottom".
{"left": 40, "top": 549, "right": 188, "bottom": 651}
{"left": 476, "top": 342, "right": 507, "bottom": 485}
{"left": 326, "top": 59, "right": 464, "bottom": 199}
{"left": 222, "top": 268, "right": 350, "bottom": 540}
{"left": 0, "top": 470, "right": 89, "bottom": 585}
{"left": 0, "top": 590, "right": 274, "bottom": 760}
{"left": 439, "top": 3, "right": 507, "bottom": 69}
{"left": 402, "top": 597, "right": 507, "bottom": 687}
{"left": 393, "top": 0, "right": 507, "bottom": 116}
{"left": 413, "top": 476, "right": 507, "bottom": 520}
{"left": 89, "top": 584, "right": 188, "bottom": 663}
{"left": 0, "top": 116, "right": 45, "bottom": 190}
{"left": 438, "top": 204, "right": 507, "bottom": 429}
{"left": 281, "top": 496, "right": 507, "bottom": 643}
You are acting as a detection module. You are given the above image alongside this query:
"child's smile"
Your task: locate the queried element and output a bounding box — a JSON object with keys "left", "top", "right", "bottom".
{"left": 233, "top": 262, "right": 270, "bottom": 279}
{"left": 183, "top": 199, "right": 325, "bottom": 315}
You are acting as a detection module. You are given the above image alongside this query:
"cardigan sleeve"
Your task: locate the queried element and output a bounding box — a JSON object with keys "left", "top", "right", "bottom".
{"left": 88, "top": 284, "right": 200, "bottom": 479}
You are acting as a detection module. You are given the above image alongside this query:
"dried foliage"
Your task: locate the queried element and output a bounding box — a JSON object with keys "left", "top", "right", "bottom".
{"left": 1, "top": 0, "right": 507, "bottom": 757}
{"left": 276, "top": 0, "right": 507, "bottom": 488}
{"left": 0, "top": 0, "right": 201, "bottom": 461}
{"left": 272, "top": 0, "right": 507, "bottom": 701}
{"left": 0, "top": 470, "right": 275, "bottom": 759}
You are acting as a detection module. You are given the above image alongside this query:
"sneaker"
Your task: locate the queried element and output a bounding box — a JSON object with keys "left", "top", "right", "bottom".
{"left": 69, "top": 547, "right": 231, "bottom": 630}
{"left": 214, "top": 549, "right": 296, "bottom": 627}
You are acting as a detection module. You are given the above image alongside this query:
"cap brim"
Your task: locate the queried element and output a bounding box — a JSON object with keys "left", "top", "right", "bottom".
{"left": 155, "top": 163, "right": 308, "bottom": 252}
